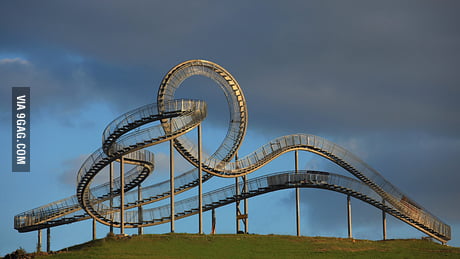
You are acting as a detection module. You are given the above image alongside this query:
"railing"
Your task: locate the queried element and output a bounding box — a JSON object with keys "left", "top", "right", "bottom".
{"left": 14, "top": 60, "right": 451, "bottom": 243}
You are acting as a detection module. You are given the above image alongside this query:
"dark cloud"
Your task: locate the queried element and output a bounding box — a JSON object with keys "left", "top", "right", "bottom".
{"left": 1, "top": 1, "right": 459, "bottom": 135}
{"left": 1, "top": 0, "right": 459, "bottom": 245}
{"left": 59, "top": 154, "right": 91, "bottom": 187}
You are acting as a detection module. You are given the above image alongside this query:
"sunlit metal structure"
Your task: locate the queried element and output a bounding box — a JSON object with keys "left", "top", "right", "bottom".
{"left": 15, "top": 60, "right": 451, "bottom": 248}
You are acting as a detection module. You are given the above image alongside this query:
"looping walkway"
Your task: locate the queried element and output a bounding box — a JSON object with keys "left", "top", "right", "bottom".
{"left": 14, "top": 60, "right": 450, "bottom": 244}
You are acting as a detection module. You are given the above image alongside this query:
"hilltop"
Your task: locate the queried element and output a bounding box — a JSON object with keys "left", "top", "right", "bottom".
{"left": 5, "top": 234, "right": 460, "bottom": 259}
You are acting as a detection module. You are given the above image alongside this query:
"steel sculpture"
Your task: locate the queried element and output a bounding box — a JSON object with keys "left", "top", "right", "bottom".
{"left": 14, "top": 60, "right": 451, "bottom": 246}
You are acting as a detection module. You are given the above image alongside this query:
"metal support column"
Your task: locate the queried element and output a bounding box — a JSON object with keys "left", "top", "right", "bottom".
{"left": 170, "top": 139, "right": 175, "bottom": 233}
{"left": 138, "top": 185, "right": 143, "bottom": 235}
{"left": 382, "top": 200, "right": 387, "bottom": 240}
{"left": 211, "top": 208, "right": 216, "bottom": 234}
{"left": 109, "top": 162, "right": 114, "bottom": 234}
{"left": 347, "top": 195, "right": 352, "bottom": 239}
{"left": 244, "top": 174, "right": 248, "bottom": 234}
{"left": 37, "top": 229, "right": 42, "bottom": 252}
{"left": 295, "top": 150, "right": 300, "bottom": 237}
{"left": 46, "top": 228, "right": 51, "bottom": 253}
{"left": 92, "top": 218, "right": 97, "bottom": 240}
{"left": 120, "top": 156, "right": 125, "bottom": 235}
{"left": 235, "top": 175, "right": 240, "bottom": 233}
{"left": 236, "top": 174, "right": 248, "bottom": 233}
{"left": 235, "top": 153, "right": 248, "bottom": 234}
{"left": 198, "top": 125, "right": 203, "bottom": 234}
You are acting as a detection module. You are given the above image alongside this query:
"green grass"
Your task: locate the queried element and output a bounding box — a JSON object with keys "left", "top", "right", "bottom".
{"left": 34, "top": 234, "right": 459, "bottom": 259}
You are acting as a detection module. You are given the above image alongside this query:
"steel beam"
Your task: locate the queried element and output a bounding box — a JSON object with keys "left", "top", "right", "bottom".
{"left": 109, "top": 162, "right": 114, "bottom": 234}
{"left": 382, "top": 200, "right": 387, "bottom": 240}
{"left": 211, "top": 208, "right": 216, "bottom": 234}
{"left": 235, "top": 175, "right": 240, "bottom": 233}
{"left": 138, "top": 185, "right": 143, "bottom": 235}
{"left": 46, "top": 228, "right": 50, "bottom": 252}
{"left": 198, "top": 125, "right": 203, "bottom": 234}
{"left": 244, "top": 174, "right": 249, "bottom": 234}
{"left": 347, "top": 195, "right": 352, "bottom": 239}
{"left": 120, "top": 156, "right": 125, "bottom": 235}
{"left": 92, "top": 218, "right": 96, "bottom": 240}
{"left": 234, "top": 150, "right": 248, "bottom": 234}
{"left": 235, "top": 173, "right": 248, "bottom": 234}
{"left": 170, "top": 139, "right": 175, "bottom": 233}
{"left": 295, "top": 150, "right": 300, "bottom": 237}
{"left": 37, "top": 229, "right": 42, "bottom": 252}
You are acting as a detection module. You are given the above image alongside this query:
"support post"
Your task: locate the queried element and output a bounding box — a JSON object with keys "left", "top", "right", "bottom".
{"left": 46, "top": 228, "right": 50, "bottom": 253}
{"left": 243, "top": 174, "right": 248, "bottom": 234}
{"left": 211, "top": 208, "right": 216, "bottom": 234}
{"left": 120, "top": 156, "right": 125, "bottom": 235}
{"left": 37, "top": 229, "right": 42, "bottom": 253}
{"left": 235, "top": 174, "right": 248, "bottom": 233}
{"left": 170, "top": 139, "right": 175, "bottom": 233}
{"left": 235, "top": 152, "right": 240, "bottom": 233}
{"left": 347, "top": 195, "right": 352, "bottom": 239}
{"left": 235, "top": 175, "right": 240, "bottom": 233}
{"left": 235, "top": 152, "right": 248, "bottom": 234}
{"left": 138, "top": 185, "right": 143, "bottom": 235}
{"left": 109, "top": 162, "right": 114, "bottom": 234}
{"left": 198, "top": 125, "right": 203, "bottom": 234}
{"left": 92, "top": 218, "right": 97, "bottom": 240}
{"left": 295, "top": 150, "right": 300, "bottom": 237}
{"left": 382, "top": 200, "right": 387, "bottom": 240}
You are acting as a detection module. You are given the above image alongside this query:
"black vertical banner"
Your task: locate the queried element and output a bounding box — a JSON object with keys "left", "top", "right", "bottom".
{"left": 12, "top": 87, "right": 30, "bottom": 172}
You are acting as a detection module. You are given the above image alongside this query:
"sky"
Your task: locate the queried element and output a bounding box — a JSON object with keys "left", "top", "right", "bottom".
{"left": 1, "top": 0, "right": 460, "bottom": 254}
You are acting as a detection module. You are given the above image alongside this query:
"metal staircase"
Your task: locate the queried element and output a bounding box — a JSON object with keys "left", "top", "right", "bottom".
{"left": 14, "top": 60, "right": 451, "bottom": 244}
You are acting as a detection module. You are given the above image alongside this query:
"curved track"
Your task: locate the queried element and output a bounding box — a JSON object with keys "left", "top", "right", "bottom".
{"left": 14, "top": 60, "right": 451, "bottom": 243}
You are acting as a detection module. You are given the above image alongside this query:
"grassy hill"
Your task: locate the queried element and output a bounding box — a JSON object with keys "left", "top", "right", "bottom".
{"left": 14, "top": 234, "right": 460, "bottom": 258}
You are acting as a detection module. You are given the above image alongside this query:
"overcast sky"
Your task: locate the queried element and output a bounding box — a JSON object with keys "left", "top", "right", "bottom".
{"left": 1, "top": 0, "right": 459, "bottom": 254}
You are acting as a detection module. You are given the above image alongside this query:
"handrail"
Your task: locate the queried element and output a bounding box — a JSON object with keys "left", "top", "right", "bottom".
{"left": 14, "top": 60, "right": 450, "bottom": 244}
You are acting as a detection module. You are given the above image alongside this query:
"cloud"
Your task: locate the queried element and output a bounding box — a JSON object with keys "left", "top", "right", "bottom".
{"left": 1, "top": 0, "right": 458, "bottom": 137}
{"left": 0, "top": 57, "right": 29, "bottom": 65}
{"left": 59, "top": 154, "right": 92, "bottom": 187}
{"left": 1, "top": 0, "right": 459, "bottom": 246}
{"left": 1, "top": 0, "right": 457, "bottom": 213}
{"left": 152, "top": 151, "right": 194, "bottom": 177}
